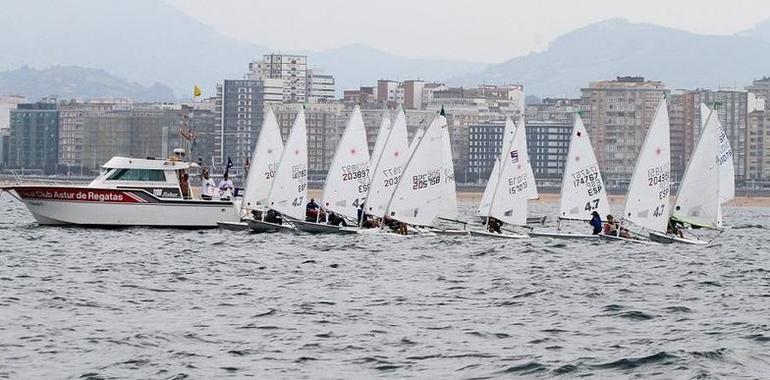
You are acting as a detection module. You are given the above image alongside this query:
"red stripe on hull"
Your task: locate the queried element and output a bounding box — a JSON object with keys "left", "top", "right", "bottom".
{"left": 12, "top": 187, "right": 141, "bottom": 203}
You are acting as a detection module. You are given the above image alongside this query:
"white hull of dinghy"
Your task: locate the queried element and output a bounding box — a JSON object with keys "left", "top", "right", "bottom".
{"left": 217, "top": 221, "right": 249, "bottom": 231}
{"left": 476, "top": 216, "right": 546, "bottom": 225}
{"left": 528, "top": 231, "right": 599, "bottom": 240}
{"left": 470, "top": 230, "right": 529, "bottom": 239}
{"left": 599, "top": 233, "right": 659, "bottom": 245}
{"left": 247, "top": 219, "right": 294, "bottom": 233}
{"left": 432, "top": 229, "right": 470, "bottom": 236}
{"left": 649, "top": 231, "right": 709, "bottom": 245}
{"left": 293, "top": 220, "right": 358, "bottom": 234}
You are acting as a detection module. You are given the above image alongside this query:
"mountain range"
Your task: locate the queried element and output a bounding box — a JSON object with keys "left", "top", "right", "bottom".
{"left": 455, "top": 18, "right": 770, "bottom": 96}
{"left": 0, "top": 66, "right": 175, "bottom": 101}
{"left": 1, "top": 1, "right": 770, "bottom": 100}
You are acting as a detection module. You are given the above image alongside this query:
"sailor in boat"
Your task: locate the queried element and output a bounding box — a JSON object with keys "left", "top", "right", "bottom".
{"left": 589, "top": 211, "right": 603, "bottom": 235}
{"left": 360, "top": 206, "right": 380, "bottom": 228}
{"left": 357, "top": 203, "right": 366, "bottom": 226}
{"left": 666, "top": 217, "right": 685, "bottom": 238}
{"left": 383, "top": 215, "right": 407, "bottom": 235}
{"left": 603, "top": 215, "right": 631, "bottom": 239}
{"left": 327, "top": 211, "right": 348, "bottom": 227}
{"left": 486, "top": 217, "right": 503, "bottom": 234}
{"left": 218, "top": 174, "right": 234, "bottom": 200}
{"left": 265, "top": 202, "right": 283, "bottom": 225}
{"left": 306, "top": 198, "right": 322, "bottom": 222}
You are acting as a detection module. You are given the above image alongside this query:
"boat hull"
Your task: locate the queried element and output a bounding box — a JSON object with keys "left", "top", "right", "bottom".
{"left": 529, "top": 231, "right": 599, "bottom": 239}
{"left": 5, "top": 186, "right": 239, "bottom": 228}
{"left": 648, "top": 231, "right": 708, "bottom": 245}
{"left": 217, "top": 221, "right": 249, "bottom": 231}
{"left": 247, "top": 219, "right": 294, "bottom": 233}
{"left": 476, "top": 215, "right": 547, "bottom": 225}
{"left": 469, "top": 230, "right": 528, "bottom": 239}
{"left": 599, "top": 233, "right": 659, "bottom": 245}
{"left": 432, "top": 229, "right": 470, "bottom": 236}
{"left": 293, "top": 220, "right": 357, "bottom": 234}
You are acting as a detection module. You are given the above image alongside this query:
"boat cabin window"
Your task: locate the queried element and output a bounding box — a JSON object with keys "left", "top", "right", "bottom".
{"left": 107, "top": 168, "right": 167, "bottom": 182}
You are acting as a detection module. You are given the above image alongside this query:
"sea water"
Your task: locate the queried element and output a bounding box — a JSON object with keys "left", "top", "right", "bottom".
{"left": 1, "top": 197, "right": 768, "bottom": 378}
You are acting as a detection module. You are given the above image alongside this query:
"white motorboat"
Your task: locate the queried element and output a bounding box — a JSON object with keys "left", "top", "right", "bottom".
{"left": 3, "top": 156, "right": 239, "bottom": 227}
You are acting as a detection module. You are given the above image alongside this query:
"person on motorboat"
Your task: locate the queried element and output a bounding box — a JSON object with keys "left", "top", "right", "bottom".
{"left": 200, "top": 169, "right": 216, "bottom": 200}
{"left": 486, "top": 217, "right": 503, "bottom": 234}
{"left": 218, "top": 174, "right": 234, "bottom": 200}
{"left": 179, "top": 171, "right": 191, "bottom": 200}
{"left": 589, "top": 211, "right": 602, "bottom": 235}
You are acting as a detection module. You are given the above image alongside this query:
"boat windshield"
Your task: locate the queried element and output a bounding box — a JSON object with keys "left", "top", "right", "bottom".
{"left": 107, "top": 168, "right": 166, "bottom": 182}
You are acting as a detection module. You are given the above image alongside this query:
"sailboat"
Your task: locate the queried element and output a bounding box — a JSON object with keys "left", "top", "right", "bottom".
{"left": 603, "top": 97, "right": 670, "bottom": 243}
{"left": 379, "top": 113, "right": 446, "bottom": 234}
{"left": 530, "top": 113, "right": 610, "bottom": 239}
{"left": 477, "top": 117, "right": 544, "bottom": 225}
{"left": 649, "top": 105, "right": 724, "bottom": 244}
{"left": 706, "top": 103, "right": 736, "bottom": 221}
{"left": 294, "top": 106, "right": 370, "bottom": 233}
{"left": 248, "top": 109, "right": 307, "bottom": 232}
{"left": 432, "top": 111, "right": 468, "bottom": 235}
{"left": 217, "top": 107, "right": 284, "bottom": 230}
{"left": 359, "top": 108, "right": 409, "bottom": 228}
{"left": 471, "top": 117, "right": 529, "bottom": 239}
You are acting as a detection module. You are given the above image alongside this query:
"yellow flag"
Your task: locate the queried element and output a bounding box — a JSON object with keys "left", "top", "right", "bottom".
{"left": 193, "top": 85, "right": 202, "bottom": 97}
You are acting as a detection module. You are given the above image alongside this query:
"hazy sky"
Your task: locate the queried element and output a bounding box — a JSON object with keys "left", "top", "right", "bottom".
{"left": 169, "top": 0, "right": 770, "bottom": 63}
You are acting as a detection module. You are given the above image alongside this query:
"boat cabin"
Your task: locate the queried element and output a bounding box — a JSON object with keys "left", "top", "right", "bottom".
{"left": 88, "top": 156, "right": 196, "bottom": 200}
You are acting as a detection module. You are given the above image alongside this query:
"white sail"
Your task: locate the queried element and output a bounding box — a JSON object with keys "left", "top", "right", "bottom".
{"left": 267, "top": 109, "right": 307, "bottom": 220}
{"left": 622, "top": 98, "right": 671, "bottom": 233}
{"left": 321, "top": 106, "right": 370, "bottom": 219}
{"left": 477, "top": 158, "right": 500, "bottom": 217}
{"left": 559, "top": 114, "right": 610, "bottom": 221}
{"left": 439, "top": 120, "right": 458, "bottom": 220}
{"left": 364, "top": 108, "right": 409, "bottom": 217}
{"left": 369, "top": 114, "right": 390, "bottom": 173}
{"left": 409, "top": 127, "right": 425, "bottom": 156}
{"left": 242, "top": 107, "right": 284, "bottom": 210}
{"left": 673, "top": 107, "right": 720, "bottom": 229}
{"left": 516, "top": 116, "right": 539, "bottom": 200}
{"left": 700, "top": 104, "right": 735, "bottom": 203}
{"left": 385, "top": 115, "right": 445, "bottom": 226}
{"left": 488, "top": 117, "right": 529, "bottom": 226}
{"left": 478, "top": 117, "right": 517, "bottom": 217}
